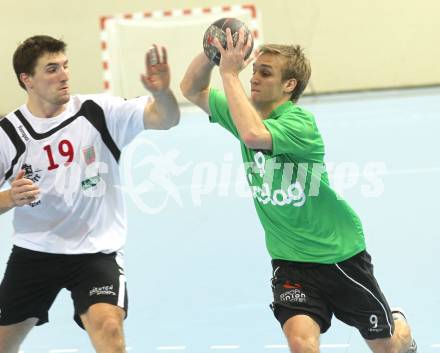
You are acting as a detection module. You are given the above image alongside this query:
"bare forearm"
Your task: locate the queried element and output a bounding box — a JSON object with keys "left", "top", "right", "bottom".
{"left": 180, "top": 53, "right": 214, "bottom": 99}
{"left": 0, "top": 189, "right": 14, "bottom": 215}
{"left": 221, "top": 73, "right": 267, "bottom": 142}
{"left": 144, "top": 88, "right": 180, "bottom": 129}
{"left": 153, "top": 88, "right": 180, "bottom": 127}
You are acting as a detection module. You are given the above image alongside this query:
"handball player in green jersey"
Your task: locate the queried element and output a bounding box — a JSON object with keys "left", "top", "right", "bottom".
{"left": 180, "top": 27, "right": 417, "bottom": 353}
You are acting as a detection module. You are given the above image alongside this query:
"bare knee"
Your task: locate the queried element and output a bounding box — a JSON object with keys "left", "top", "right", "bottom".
{"left": 81, "top": 304, "right": 126, "bottom": 353}
{"left": 367, "top": 325, "right": 413, "bottom": 353}
{"left": 368, "top": 338, "right": 402, "bottom": 353}
{"left": 97, "top": 317, "right": 124, "bottom": 340}
{"left": 282, "top": 314, "right": 321, "bottom": 353}
{"left": 287, "top": 335, "right": 319, "bottom": 353}
{"left": 394, "top": 320, "right": 412, "bottom": 347}
{"left": 89, "top": 315, "right": 125, "bottom": 352}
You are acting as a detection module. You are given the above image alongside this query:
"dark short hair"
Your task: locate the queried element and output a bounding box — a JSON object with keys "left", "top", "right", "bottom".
{"left": 259, "top": 44, "right": 311, "bottom": 102}
{"left": 13, "top": 35, "right": 67, "bottom": 90}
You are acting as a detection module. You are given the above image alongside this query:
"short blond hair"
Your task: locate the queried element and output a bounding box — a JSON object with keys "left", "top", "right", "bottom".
{"left": 259, "top": 44, "right": 311, "bottom": 102}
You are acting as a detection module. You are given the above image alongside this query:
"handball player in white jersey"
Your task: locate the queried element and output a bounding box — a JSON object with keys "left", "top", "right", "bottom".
{"left": 0, "top": 35, "right": 180, "bottom": 353}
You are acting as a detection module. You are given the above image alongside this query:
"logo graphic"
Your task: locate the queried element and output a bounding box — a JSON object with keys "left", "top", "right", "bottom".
{"left": 81, "top": 175, "right": 102, "bottom": 191}
{"left": 17, "top": 125, "right": 29, "bottom": 142}
{"left": 22, "top": 163, "right": 42, "bottom": 207}
{"left": 82, "top": 146, "right": 96, "bottom": 165}
{"left": 254, "top": 151, "right": 266, "bottom": 177}
{"left": 247, "top": 152, "right": 307, "bottom": 207}
{"left": 89, "top": 285, "right": 116, "bottom": 296}
{"left": 280, "top": 288, "right": 306, "bottom": 303}
{"left": 282, "top": 281, "right": 302, "bottom": 289}
{"left": 22, "top": 163, "right": 42, "bottom": 183}
{"left": 122, "top": 137, "right": 191, "bottom": 214}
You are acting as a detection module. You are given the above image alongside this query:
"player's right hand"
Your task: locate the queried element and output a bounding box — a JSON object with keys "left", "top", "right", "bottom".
{"left": 140, "top": 45, "right": 171, "bottom": 94}
{"left": 10, "top": 170, "right": 40, "bottom": 207}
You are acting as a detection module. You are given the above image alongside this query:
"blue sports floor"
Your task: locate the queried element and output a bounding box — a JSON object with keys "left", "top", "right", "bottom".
{"left": 0, "top": 86, "right": 439, "bottom": 352}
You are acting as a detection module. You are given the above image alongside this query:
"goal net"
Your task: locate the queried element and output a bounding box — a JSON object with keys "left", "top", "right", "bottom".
{"left": 100, "top": 4, "right": 263, "bottom": 104}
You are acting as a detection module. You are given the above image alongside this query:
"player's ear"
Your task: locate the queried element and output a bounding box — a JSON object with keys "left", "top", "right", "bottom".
{"left": 20, "top": 73, "right": 32, "bottom": 90}
{"left": 284, "top": 78, "right": 297, "bottom": 94}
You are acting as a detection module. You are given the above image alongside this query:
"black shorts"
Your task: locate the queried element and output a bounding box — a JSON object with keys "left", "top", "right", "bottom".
{"left": 270, "top": 251, "right": 394, "bottom": 340}
{"left": 0, "top": 246, "right": 128, "bottom": 329}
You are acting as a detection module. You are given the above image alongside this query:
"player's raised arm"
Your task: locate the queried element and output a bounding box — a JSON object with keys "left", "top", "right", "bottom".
{"left": 141, "top": 45, "right": 180, "bottom": 130}
{"left": 180, "top": 52, "right": 215, "bottom": 115}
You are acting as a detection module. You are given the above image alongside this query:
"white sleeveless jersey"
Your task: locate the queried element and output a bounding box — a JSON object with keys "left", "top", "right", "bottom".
{"left": 0, "top": 94, "right": 148, "bottom": 254}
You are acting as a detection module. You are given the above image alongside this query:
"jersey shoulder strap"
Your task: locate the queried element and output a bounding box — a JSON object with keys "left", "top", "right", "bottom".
{"left": 0, "top": 117, "right": 27, "bottom": 180}
{"left": 14, "top": 100, "right": 121, "bottom": 162}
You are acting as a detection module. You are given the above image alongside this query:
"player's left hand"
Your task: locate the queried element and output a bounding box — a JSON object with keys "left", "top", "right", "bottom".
{"left": 213, "top": 27, "right": 254, "bottom": 76}
{"left": 140, "top": 45, "right": 171, "bottom": 94}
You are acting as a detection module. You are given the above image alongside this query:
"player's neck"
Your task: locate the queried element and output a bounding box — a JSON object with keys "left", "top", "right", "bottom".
{"left": 256, "top": 97, "right": 290, "bottom": 119}
{"left": 26, "top": 97, "right": 67, "bottom": 119}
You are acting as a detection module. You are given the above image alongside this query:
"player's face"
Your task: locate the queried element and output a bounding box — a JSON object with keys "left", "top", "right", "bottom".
{"left": 250, "top": 53, "right": 290, "bottom": 107}
{"left": 27, "top": 52, "right": 70, "bottom": 106}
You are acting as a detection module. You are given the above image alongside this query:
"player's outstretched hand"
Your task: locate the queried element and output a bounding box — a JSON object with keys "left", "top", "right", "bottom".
{"left": 140, "top": 45, "right": 171, "bottom": 94}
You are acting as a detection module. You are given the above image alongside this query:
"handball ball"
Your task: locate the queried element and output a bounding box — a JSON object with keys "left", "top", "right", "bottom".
{"left": 203, "top": 17, "right": 254, "bottom": 66}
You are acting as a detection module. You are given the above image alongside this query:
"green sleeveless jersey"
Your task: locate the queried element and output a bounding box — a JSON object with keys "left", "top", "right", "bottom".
{"left": 209, "top": 89, "right": 366, "bottom": 263}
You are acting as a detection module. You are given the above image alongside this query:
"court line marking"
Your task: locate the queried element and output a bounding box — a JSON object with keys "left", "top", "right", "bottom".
{"left": 264, "top": 344, "right": 350, "bottom": 349}
{"left": 157, "top": 347, "right": 187, "bottom": 351}
{"left": 384, "top": 167, "right": 440, "bottom": 176}
{"left": 22, "top": 341, "right": 440, "bottom": 352}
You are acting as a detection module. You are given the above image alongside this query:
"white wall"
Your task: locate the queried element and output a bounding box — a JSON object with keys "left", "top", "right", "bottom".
{"left": 1, "top": 0, "right": 439, "bottom": 113}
